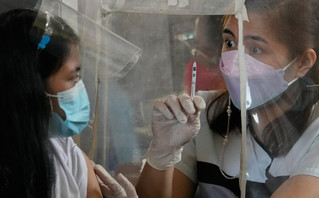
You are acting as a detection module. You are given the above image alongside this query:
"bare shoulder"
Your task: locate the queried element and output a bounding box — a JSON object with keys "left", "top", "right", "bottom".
{"left": 82, "top": 152, "right": 103, "bottom": 198}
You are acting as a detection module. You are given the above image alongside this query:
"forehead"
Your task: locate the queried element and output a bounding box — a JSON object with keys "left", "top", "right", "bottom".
{"left": 224, "top": 14, "right": 278, "bottom": 42}
{"left": 58, "top": 45, "right": 80, "bottom": 74}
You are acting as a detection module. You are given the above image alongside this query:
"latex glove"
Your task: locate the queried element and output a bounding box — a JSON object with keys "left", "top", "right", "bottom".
{"left": 146, "top": 94, "right": 206, "bottom": 170}
{"left": 94, "top": 164, "right": 138, "bottom": 198}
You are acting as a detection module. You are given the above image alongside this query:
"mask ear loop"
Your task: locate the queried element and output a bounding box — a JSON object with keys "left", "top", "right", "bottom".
{"left": 45, "top": 92, "right": 59, "bottom": 113}
{"left": 283, "top": 58, "right": 299, "bottom": 86}
{"left": 47, "top": 95, "right": 54, "bottom": 113}
{"left": 282, "top": 57, "right": 298, "bottom": 71}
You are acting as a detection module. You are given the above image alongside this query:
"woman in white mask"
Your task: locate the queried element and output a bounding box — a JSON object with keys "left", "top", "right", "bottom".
{"left": 0, "top": 8, "right": 137, "bottom": 198}
{"left": 136, "top": 0, "right": 319, "bottom": 197}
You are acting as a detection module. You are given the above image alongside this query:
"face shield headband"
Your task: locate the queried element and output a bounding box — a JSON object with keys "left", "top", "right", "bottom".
{"left": 37, "top": 11, "right": 53, "bottom": 50}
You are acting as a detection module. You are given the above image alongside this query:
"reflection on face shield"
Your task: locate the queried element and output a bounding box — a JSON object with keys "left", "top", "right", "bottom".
{"left": 220, "top": 50, "right": 298, "bottom": 110}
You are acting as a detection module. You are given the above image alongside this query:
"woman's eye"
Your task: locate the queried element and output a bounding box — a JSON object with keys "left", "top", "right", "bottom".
{"left": 69, "top": 73, "right": 80, "bottom": 83}
{"left": 225, "top": 39, "right": 236, "bottom": 48}
{"left": 250, "top": 46, "right": 262, "bottom": 54}
{"left": 75, "top": 74, "right": 80, "bottom": 81}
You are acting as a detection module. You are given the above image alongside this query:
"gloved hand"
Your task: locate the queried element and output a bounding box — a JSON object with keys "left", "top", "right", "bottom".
{"left": 146, "top": 94, "right": 206, "bottom": 170}
{"left": 93, "top": 164, "right": 138, "bottom": 198}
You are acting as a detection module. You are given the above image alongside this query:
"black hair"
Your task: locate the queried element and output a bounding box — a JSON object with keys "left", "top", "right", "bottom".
{"left": 0, "top": 8, "right": 78, "bottom": 197}
{"left": 208, "top": 0, "right": 319, "bottom": 157}
{"left": 0, "top": 0, "right": 40, "bottom": 14}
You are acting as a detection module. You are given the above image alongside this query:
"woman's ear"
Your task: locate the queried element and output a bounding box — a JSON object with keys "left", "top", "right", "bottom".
{"left": 296, "top": 48, "right": 317, "bottom": 78}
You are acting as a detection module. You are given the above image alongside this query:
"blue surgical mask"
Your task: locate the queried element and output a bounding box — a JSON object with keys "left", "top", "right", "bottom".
{"left": 47, "top": 80, "right": 90, "bottom": 137}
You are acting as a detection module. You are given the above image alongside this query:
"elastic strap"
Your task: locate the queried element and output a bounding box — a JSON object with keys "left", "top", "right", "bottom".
{"left": 236, "top": 2, "right": 248, "bottom": 196}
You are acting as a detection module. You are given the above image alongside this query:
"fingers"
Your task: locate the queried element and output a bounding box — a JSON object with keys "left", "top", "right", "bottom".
{"left": 96, "top": 174, "right": 113, "bottom": 196}
{"left": 178, "top": 94, "right": 195, "bottom": 115}
{"left": 117, "top": 173, "right": 138, "bottom": 197}
{"left": 153, "top": 95, "right": 187, "bottom": 123}
{"left": 193, "top": 95, "right": 206, "bottom": 114}
{"left": 166, "top": 95, "right": 187, "bottom": 123}
{"left": 153, "top": 100, "right": 174, "bottom": 119}
{"left": 94, "top": 165, "right": 126, "bottom": 197}
{"left": 178, "top": 94, "right": 206, "bottom": 114}
{"left": 153, "top": 94, "right": 206, "bottom": 123}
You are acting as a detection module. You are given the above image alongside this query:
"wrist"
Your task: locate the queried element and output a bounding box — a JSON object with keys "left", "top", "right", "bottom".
{"left": 145, "top": 140, "right": 183, "bottom": 170}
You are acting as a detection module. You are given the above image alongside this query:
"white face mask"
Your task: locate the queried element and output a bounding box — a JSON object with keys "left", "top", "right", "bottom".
{"left": 220, "top": 50, "right": 298, "bottom": 110}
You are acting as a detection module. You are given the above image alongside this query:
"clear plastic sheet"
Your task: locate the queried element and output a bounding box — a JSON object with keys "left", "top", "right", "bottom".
{"left": 3, "top": 0, "right": 319, "bottom": 197}
{"left": 98, "top": 1, "right": 319, "bottom": 196}
{"left": 93, "top": 4, "right": 246, "bottom": 188}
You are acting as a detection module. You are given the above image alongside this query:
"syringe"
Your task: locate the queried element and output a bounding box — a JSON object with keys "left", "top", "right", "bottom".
{"left": 191, "top": 61, "right": 197, "bottom": 99}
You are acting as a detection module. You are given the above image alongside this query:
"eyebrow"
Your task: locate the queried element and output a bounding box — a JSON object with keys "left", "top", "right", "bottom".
{"left": 223, "top": 28, "right": 235, "bottom": 38}
{"left": 223, "top": 28, "right": 268, "bottom": 44}
{"left": 244, "top": 35, "right": 267, "bottom": 44}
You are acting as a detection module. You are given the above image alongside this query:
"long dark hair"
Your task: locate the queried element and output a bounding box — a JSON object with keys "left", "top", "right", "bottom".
{"left": 0, "top": 9, "right": 79, "bottom": 197}
{"left": 208, "top": 0, "right": 319, "bottom": 157}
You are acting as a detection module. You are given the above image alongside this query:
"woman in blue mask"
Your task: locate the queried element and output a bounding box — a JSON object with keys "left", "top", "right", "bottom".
{"left": 0, "top": 8, "right": 101, "bottom": 198}
{"left": 0, "top": 8, "right": 137, "bottom": 198}
{"left": 136, "top": 0, "right": 319, "bottom": 197}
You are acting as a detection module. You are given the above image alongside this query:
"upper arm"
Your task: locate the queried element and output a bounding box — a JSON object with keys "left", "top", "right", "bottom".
{"left": 271, "top": 175, "right": 319, "bottom": 198}
{"left": 82, "top": 151, "right": 103, "bottom": 198}
{"left": 172, "top": 168, "right": 197, "bottom": 198}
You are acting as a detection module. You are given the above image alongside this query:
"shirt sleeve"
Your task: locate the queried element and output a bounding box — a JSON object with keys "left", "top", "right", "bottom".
{"left": 50, "top": 137, "right": 88, "bottom": 198}
{"left": 291, "top": 135, "right": 319, "bottom": 178}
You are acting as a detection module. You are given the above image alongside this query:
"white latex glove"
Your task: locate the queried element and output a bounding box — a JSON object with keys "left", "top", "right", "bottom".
{"left": 94, "top": 164, "right": 138, "bottom": 198}
{"left": 146, "top": 94, "right": 206, "bottom": 170}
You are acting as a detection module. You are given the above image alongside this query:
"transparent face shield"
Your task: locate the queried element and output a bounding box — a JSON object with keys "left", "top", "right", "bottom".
{"left": 218, "top": 1, "right": 319, "bottom": 196}
{"left": 35, "top": 0, "right": 142, "bottom": 80}
{"left": 31, "top": 0, "right": 142, "bottom": 134}
{"left": 220, "top": 8, "right": 319, "bottom": 149}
